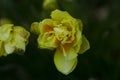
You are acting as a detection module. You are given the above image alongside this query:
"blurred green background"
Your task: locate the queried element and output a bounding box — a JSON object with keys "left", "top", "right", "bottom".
{"left": 0, "top": 0, "right": 120, "bottom": 80}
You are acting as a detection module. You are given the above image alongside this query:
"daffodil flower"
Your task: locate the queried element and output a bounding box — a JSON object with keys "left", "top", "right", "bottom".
{"left": 0, "top": 24, "right": 30, "bottom": 56}
{"left": 31, "top": 9, "right": 90, "bottom": 75}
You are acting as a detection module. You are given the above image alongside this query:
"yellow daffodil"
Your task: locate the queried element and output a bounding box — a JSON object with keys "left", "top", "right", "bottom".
{"left": 0, "top": 24, "right": 30, "bottom": 56}
{"left": 31, "top": 9, "right": 90, "bottom": 75}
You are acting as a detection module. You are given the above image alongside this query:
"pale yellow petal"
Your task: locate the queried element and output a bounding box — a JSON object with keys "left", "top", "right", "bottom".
{"left": 4, "top": 42, "right": 15, "bottom": 54}
{"left": 37, "top": 33, "right": 58, "bottom": 50}
{"left": 13, "top": 26, "right": 30, "bottom": 40}
{"left": 73, "top": 40, "right": 82, "bottom": 55}
{"left": 0, "top": 24, "right": 13, "bottom": 41}
{"left": 51, "top": 9, "right": 73, "bottom": 21}
{"left": 60, "top": 44, "right": 78, "bottom": 60}
{"left": 13, "top": 35, "right": 26, "bottom": 52}
{"left": 54, "top": 48, "right": 77, "bottom": 75}
{"left": 79, "top": 35, "right": 90, "bottom": 54}
{"left": 74, "top": 20, "right": 82, "bottom": 45}
{"left": 12, "top": 26, "right": 30, "bottom": 52}
{"left": 68, "top": 19, "right": 83, "bottom": 54}
{"left": 39, "top": 19, "right": 54, "bottom": 33}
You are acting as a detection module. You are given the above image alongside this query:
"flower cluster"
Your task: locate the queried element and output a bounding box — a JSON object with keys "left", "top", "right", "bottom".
{"left": 0, "top": 24, "right": 30, "bottom": 56}
{"left": 31, "top": 9, "right": 90, "bottom": 75}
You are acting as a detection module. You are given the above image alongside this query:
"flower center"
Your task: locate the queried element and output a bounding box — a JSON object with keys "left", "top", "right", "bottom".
{"left": 53, "top": 25, "right": 73, "bottom": 44}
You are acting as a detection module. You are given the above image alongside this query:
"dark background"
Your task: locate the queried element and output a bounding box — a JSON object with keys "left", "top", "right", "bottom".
{"left": 0, "top": 0, "right": 120, "bottom": 80}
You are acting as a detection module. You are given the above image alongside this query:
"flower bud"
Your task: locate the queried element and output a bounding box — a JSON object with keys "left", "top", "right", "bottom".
{"left": 43, "top": 0, "right": 59, "bottom": 10}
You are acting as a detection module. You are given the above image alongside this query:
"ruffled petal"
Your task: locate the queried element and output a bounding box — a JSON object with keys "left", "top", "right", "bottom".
{"left": 51, "top": 9, "right": 74, "bottom": 21}
{"left": 60, "top": 44, "right": 78, "bottom": 60}
{"left": 4, "top": 41, "right": 15, "bottom": 54}
{"left": 0, "top": 24, "right": 13, "bottom": 41}
{"left": 12, "top": 26, "right": 30, "bottom": 52}
{"left": 39, "top": 19, "right": 54, "bottom": 33}
{"left": 79, "top": 35, "right": 90, "bottom": 54}
{"left": 73, "top": 20, "right": 82, "bottom": 45}
{"left": 37, "top": 33, "right": 59, "bottom": 50}
{"left": 54, "top": 48, "right": 77, "bottom": 75}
